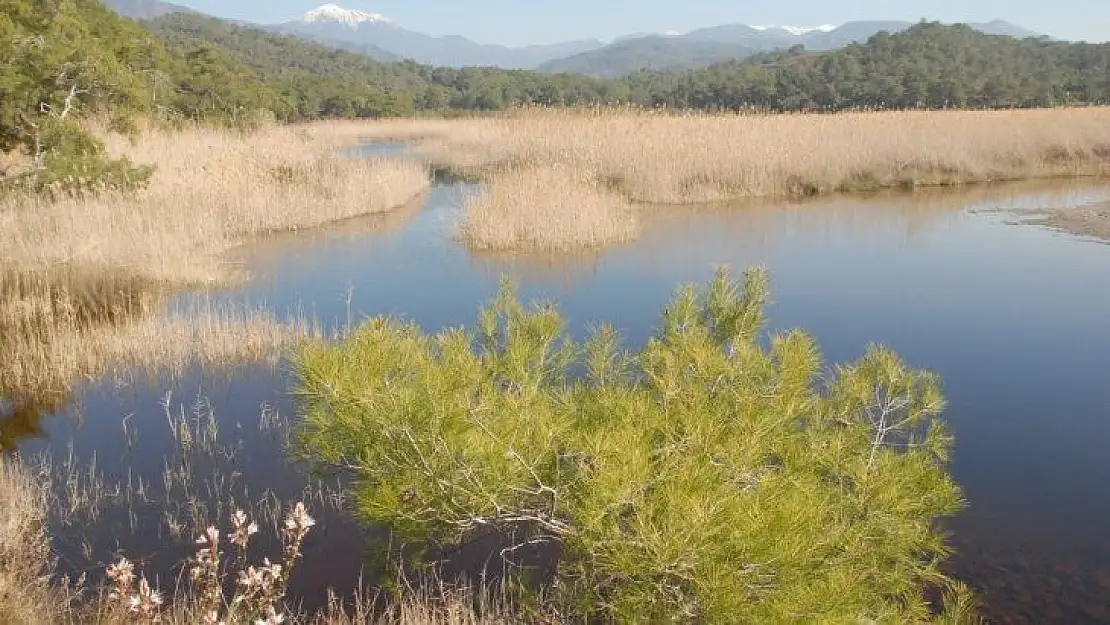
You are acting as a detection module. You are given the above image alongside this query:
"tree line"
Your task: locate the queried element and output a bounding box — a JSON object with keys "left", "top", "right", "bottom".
{"left": 3, "top": 2, "right": 1109, "bottom": 194}
{"left": 142, "top": 14, "right": 1110, "bottom": 118}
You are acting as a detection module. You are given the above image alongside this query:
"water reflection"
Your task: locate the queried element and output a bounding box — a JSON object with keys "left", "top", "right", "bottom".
{"left": 468, "top": 248, "right": 608, "bottom": 287}
{"left": 9, "top": 176, "right": 1110, "bottom": 622}
{"left": 0, "top": 394, "right": 60, "bottom": 451}
{"left": 226, "top": 191, "right": 430, "bottom": 272}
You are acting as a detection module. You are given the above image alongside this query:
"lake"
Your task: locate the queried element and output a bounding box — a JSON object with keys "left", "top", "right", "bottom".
{"left": 8, "top": 162, "right": 1110, "bottom": 623}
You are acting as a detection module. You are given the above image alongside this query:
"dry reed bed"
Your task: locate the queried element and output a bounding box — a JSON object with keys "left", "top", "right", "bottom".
{"left": 404, "top": 109, "right": 1110, "bottom": 204}
{"left": 460, "top": 165, "right": 638, "bottom": 250}
{"left": 0, "top": 123, "right": 428, "bottom": 398}
{"left": 0, "top": 268, "right": 321, "bottom": 399}
{"left": 2, "top": 124, "right": 431, "bottom": 284}
{"left": 343, "top": 108, "right": 1110, "bottom": 249}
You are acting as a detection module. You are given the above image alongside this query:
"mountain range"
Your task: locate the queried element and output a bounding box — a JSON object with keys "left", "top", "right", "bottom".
{"left": 271, "top": 4, "right": 605, "bottom": 68}
{"left": 102, "top": 1, "right": 1045, "bottom": 75}
{"left": 538, "top": 20, "right": 1042, "bottom": 76}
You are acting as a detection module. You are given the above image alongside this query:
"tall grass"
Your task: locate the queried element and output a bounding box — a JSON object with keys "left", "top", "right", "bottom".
{"left": 335, "top": 108, "right": 1110, "bottom": 250}
{"left": 459, "top": 164, "right": 638, "bottom": 250}
{"left": 1, "top": 124, "right": 431, "bottom": 285}
{"left": 358, "top": 108, "right": 1110, "bottom": 204}
{"left": 0, "top": 269, "right": 321, "bottom": 401}
{"left": 0, "top": 122, "right": 426, "bottom": 399}
{"left": 0, "top": 458, "right": 67, "bottom": 625}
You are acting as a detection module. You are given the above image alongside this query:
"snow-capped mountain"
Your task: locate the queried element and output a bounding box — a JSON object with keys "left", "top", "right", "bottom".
{"left": 277, "top": 3, "right": 605, "bottom": 68}
{"left": 300, "top": 3, "right": 392, "bottom": 27}
{"left": 752, "top": 24, "right": 837, "bottom": 37}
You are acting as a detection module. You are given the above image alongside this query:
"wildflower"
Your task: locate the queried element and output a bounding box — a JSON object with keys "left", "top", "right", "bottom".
{"left": 106, "top": 557, "right": 135, "bottom": 585}
{"left": 230, "top": 509, "right": 260, "bottom": 550}
{"left": 284, "top": 502, "right": 315, "bottom": 535}
{"left": 106, "top": 557, "right": 136, "bottom": 600}
{"left": 254, "top": 605, "right": 286, "bottom": 625}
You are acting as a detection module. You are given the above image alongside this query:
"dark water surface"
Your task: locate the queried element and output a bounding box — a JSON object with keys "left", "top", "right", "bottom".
{"left": 9, "top": 170, "right": 1110, "bottom": 622}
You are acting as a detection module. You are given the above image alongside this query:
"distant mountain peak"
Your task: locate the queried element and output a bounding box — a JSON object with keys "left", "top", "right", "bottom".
{"left": 300, "top": 3, "right": 392, "bottom": 27}
{"left": 751, "top": 24, "right": 838, "bottom": 36}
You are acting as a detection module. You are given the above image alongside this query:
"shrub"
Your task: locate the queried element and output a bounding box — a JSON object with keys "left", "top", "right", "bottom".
{"left": 1, "top": 120, "right": 154, "bottom": 197}
{"left": 296, "top": 268, "right": 971, "bottom": 622}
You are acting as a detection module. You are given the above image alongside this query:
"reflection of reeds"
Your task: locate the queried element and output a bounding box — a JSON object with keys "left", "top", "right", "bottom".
{"left": 226, "top": 191, "right": 429, "bottom": 271}
{"left": 467, "top": 247, "right": 606, "bottom": 288}
{"left": 0, "top": 278, "right": 320, "bottom": 401}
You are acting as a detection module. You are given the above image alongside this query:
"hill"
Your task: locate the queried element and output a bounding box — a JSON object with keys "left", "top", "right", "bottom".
{"left": 539, "top": 20, "right": 1043, "bottom": 76}
{"left": 624, "top": 22, "right": 1109, "bottom": 110}
{"left": 537, "top": 35, "right": 757, "bottom": 78}
{"left": 142, "top": 13, "right": 623, "bottom": 115}
{"left": 133, "top": 16, "right": 1110, "bottom": 115}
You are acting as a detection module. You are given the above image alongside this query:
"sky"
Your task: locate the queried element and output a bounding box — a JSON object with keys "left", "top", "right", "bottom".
{"left": 172, "top": 0, "right": 1110, "bottom": 46}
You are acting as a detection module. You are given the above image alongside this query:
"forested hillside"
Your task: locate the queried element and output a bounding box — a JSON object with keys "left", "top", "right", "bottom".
{"left": 626, "top": 23, "right": 1110, "bottom": 110}
{"left": 537, "top": 35, "right": 757, "bottom": 78}
{"left": 537, "top": 19, "right": 1043, "bottom": 77}
{"left": 144, "top": 13, "right": 626, "bottom": 116}
{"left": 146, "top": 16, "right": 1110, "bottom": 115}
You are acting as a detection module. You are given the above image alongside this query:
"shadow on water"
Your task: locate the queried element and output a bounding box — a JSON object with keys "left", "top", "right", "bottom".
{"left": 0, "top": 395, "right": 60, "bottom": 450}
{"left": 8, "top": 173, "right": 1110, "bottom": 621}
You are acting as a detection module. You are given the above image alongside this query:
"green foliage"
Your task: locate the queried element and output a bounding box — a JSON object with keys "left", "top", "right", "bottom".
{"left": 296, "top": 269, "right": 969, "bottom": 622}
{"left": 0, "top": 0, "right": 164, "bottom": 194}
{"left": 141, "top": 16, "right": 1110, "bottom": 116}
{"left": 33, "top": 148, "right": 153, "bottom": 197}
{"left": 143, "top": 13, "right": 629, "bottom": 117}
{"left": 0, "top": 118, "right": 153, "bottom": 196}
{"left": 0, "top": 0, "right": 157, "bottom": 149}
{"left": 626, "top": 23, "right": 1110, "bottom": 111}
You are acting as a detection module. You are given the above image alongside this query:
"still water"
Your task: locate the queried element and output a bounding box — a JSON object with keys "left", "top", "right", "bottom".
{"left": 9, "top": 171, "right": 1110, "bottom": 622}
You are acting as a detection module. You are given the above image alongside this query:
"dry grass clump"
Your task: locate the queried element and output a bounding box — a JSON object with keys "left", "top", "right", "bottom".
{"left": 0, "top": 267, "right": 319, "bottom": 399}
{"left": 374, "top": 108, "right": 1110, "bottom": 204}
{"left": 0, "top": 459, "right": 66, "bottom": 625}
{"left": 322, "top": 584, "right": 520, "bottom": 625}
{"left": 459, "top": 165, "right": 638, "bottom": 251}
{"left": 1, "top": 282, "right": 320, "bottom": 400}
{"left": 1, "top": 124, "right": 431, "bottom": 285}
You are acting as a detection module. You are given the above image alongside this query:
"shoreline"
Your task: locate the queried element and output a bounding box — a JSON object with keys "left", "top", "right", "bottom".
{"left": 1026, "top": 201, "right": 1110, "bottom": 242}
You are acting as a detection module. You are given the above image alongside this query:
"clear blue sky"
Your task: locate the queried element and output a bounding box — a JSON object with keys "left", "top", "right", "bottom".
{"left": 174, "top": 0, "right": 1110, "bottom": 46}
